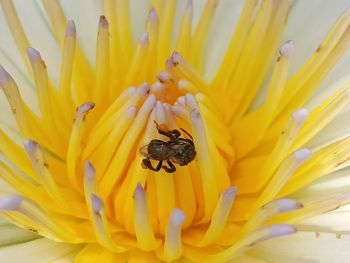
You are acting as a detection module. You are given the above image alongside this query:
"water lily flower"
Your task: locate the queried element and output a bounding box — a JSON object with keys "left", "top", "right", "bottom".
{"left": 1, "top": 0, "right": 350, "bottom": 262}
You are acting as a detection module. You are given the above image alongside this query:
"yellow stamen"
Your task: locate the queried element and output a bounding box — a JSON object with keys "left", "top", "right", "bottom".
{"left": 58, "top": 20, "right": 75, "bottom": 119}
{"left": 176, "top": 0, "right": 193, "bottom": 58}
{"left": 133, "top": 183, "right": 157, "bottom": 251}
{"left": 124, "top": 33, "right": 150, "bottom": 86}
{"left": 190, "top": 0, "right": 218, "bottom": 70}
{"left": 100, "top": 94, "right": 156, "bottom": 196}
{"left": 0, "top": 0, "right": 31, "bottom": 72}
{"left": 95, "top": 16, "right": 110, "bottom": 103}
{"left": 198, "top": 187, "right": 237, "bottom": 246}
{"left": 163, "top": 208, "right": 185, "bottom": 262}
{"left": 67, "top": 103, "right": 95, "bottom": 189}
{"left": 23, "top": 140, "right": 64, "bottom": 204}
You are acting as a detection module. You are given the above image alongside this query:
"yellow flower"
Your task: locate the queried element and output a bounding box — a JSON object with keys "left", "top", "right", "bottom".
{"left": 1, "top": 0, "right": 350, "bottom": 262}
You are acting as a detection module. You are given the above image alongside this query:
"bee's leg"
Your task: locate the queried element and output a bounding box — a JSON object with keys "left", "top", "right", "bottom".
{"left": 142, "top": 158, "right": 162, "bottom": 171}
{"left": 154, "top": 121, "right": 179, "bottom": 140}
{"left": 162, "top": 160, "right": 176, "bottom": 173}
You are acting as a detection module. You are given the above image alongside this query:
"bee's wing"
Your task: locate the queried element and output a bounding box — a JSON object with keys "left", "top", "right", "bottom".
{"left": 139, "top": 143, "right": 150, "bottom": 157}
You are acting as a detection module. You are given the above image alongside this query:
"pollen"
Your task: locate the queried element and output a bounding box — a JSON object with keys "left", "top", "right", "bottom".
{"left": 1, "top": 0, "right": 350, "bottom": 262}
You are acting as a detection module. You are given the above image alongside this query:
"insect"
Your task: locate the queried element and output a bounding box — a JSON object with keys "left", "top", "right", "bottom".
{"left": 140, "top": 121, "right": 196, "bottom": 173}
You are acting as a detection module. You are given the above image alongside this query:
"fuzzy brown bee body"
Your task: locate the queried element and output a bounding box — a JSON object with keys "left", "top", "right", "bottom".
{"left": 140, "top": 122, "right": 196, "bottom": 173}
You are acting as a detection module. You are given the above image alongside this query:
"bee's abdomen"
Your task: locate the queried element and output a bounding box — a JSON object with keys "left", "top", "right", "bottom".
{"left": 148, "top": 140, "right": 173, "bottom": 160}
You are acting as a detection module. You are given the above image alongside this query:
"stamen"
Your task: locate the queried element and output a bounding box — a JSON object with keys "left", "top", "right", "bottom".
{"left": 163, "top": 208, "right": 186, "bottom": 262}
{"left": 124, "top": 32, "right": 149, "bottom": 85}
{"left": 146, "top": 8, "right": 159, "bottom": 77}
{"left": 153, "top": 102, "right": 176, "bottom": 233}
{"left": 23, "top": 140, "right": 64, "bottom": 204}
{"left": 0, "top": 128, "right": 37, "bottom": 182}
{"left": 212, "top": 0, "right": 260, "bottom": 88}
{"left": 0, "top": 195, "right": 76, "bottom": 242}
{"left": 83, "top": 84, "right": 148, "bottom": 160}
{"left": 58, "top": 20, "right": 75, "bottom": 114}
{"left": 240, "top": 199, "right": 302, "bottom": 242}
{"left": 101, "top": 94, "right": 156, "bottom": 196}
{"left": 0, "top": 162, "right": 38, "bottom": 197}
{"left": 95, "top": 16, "right": 110, "bottom": 102}
{"left": 67, "top": 102, "right": 95, "bottom": 189}
{"left": 87, "top": 193, "right": 127, "bottom": 253}
{"left": 91, "top": 194, "right": 103, "bottom": 213}
{"left": 176, "top": 0, "right": 193, "bottom": 57}
{"left": 83, "top": 160, "right": 97, "bottom": 196}
{"left": 190, "top": 0, "right": 219, "bottom": 69}
{"left": 225, "top": 0, "right": 293, "bottom": 119}
{"left": 133, "top": 183, "right": 156, "bottom": 251}
{"left": 166, "top": 52, "right": 211, "bottom": 98}
{"left": 233, "top": 41, "right": 295, "bottom": 157}
{"left": 0, "top": 0, "right": 31, "bottom": 72}
{"left": 255, "top": 108, "right": 310, "bottom": 191}
{"left": 102, "top": 0, "right": 122, "bottom": 92}
{"left": 115, "top": 0, "right": 133, "bottom": 64}
{"left": 0, "top": 65, "right": 36, "bottom": 137}
{"left": 87, "top": 85, "right": 144, "bottom": 146}
{"left": 186, "top": 94, "right": 231, "bottom": 220}
{"left": 177, "top": 79, "right": 198, "bottom": 94}
{"left": 90, "top": 106, "right": 137, "bottom": 177}
{"left": 157, "top": 0, "right": 177, "bottom": 68}
{"left": 250, "top": 148, "right": 312, "bottom": 211}
{"left": 186, "top": 95, "right": 219, "bottom": 221}
{"left": 113, "top": 108, "right": 158, "bottom": 231}
{"left": 151, "top": 82, "right": 164, "bottom": 93}
{"left": 42, "top": 0, "right": 94, "bottom": 100}
{"left": 27, "top": 48, "right": 56, "bottom": 128}
{"left": 195, "top": 95, "right": 235, "bottom": 158}
{"left": 198, "top": 187, "right": 237, "bottom": 246}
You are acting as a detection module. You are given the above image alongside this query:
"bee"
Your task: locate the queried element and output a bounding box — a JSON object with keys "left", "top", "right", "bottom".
{"left": 140, "top": 121, "right": 196, "bottom": 173}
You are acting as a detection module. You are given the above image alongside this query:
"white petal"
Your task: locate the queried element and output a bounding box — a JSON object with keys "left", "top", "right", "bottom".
{"left": 250, "top": 231, "right": 350, "bottom": 263}
{"left": 290, "top": 167, "right": 350, "bottom": 203}
{"left": 0, "top": 237, "right": 82, "bottom": 263}
{"left": 297, "top": 205, "right": 350, "bottom": 233}
{"left": 0, "top": 217, "right": 38, "bottom": 247}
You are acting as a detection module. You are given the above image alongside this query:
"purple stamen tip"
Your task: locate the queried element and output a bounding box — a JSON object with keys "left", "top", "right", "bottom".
{"left": 99, "top": 15, "right": 109, "bottom": 28}
{"left": 170, "top": 208, "right": 186, "bottom": 226}
{"left": 23, "top": 140, "right": 38, "bottom": 155}
{"left": 66, "top": 20, "right": 76, "bottom": 36}
{"left": 27, "top": 47, "right": 41, "bottom": 62}
{"left": 91, "top": 194, "right": 103, "bottom": 213}
{"left": 148, "top": 7, "right": 158, "bottom": 22}
{"left": 84, "top": 160, "right": 96, "bottom": 180}
{"left": 78, "top": 102, "right": 95, "bottom": 114}
{"left": 0, "top": 65, "right": 11, "bottom": 86}
{"left": 133, "top": 182, "right": 145, "bottom": 199}
{"left": 267, "top": 224, "right": 297, "bottom": 238}
{"left": 0, "top": 195, "right": 22, "bottom": 211}
{"left": 275, "top": 198, "right": 303, "bottom": 213}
